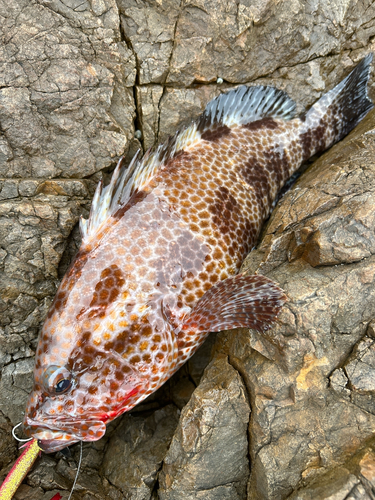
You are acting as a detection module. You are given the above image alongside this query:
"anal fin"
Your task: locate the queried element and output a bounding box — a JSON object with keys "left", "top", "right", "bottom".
{"left": 181, "top": 274, "right": 287, "bottom": 333}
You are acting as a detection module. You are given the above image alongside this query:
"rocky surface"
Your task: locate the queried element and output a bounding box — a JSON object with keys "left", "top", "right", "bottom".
{"left": 158, "top": 356, "right": 250, "bottom": 500}
{"left": 1, "top": 0, "right": 375, "bottom": 499}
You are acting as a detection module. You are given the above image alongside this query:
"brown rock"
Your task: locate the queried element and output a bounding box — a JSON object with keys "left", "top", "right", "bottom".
{"left": 289, "top": 467, "right": 364, "bottom": 500}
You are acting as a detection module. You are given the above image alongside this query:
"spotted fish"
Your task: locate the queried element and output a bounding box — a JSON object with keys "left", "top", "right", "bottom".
{"left": 23, "top": 55, "right": 373, "bottom": 452}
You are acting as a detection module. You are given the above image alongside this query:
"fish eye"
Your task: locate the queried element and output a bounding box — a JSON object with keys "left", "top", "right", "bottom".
{"left": 55, "top": 378, "right": 72, "bottom": 393}
{"left": 43, "top": 366, "right": 73, "bottom": 395}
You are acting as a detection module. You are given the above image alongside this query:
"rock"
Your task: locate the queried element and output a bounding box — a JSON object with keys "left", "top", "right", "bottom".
{"left": 158, "top": 86, "right": 221, "bottom": 143}
{"left": 102, "top": 404, "right": 180, "bottom": 499}
{"left": 0, "top": 358, "right": 34, "bottom": 425}
{"left": 0, "top": 195, "right": 88, "bottom": 360}
{"left": 158, "top": 356, "right": 250, "bottom": 500}
{"left": 331, "top": 335, "right": 375, "bottom": 415}
{"left": 27, "top": 454, "right": 71, "bottom": 492}
{"left": 118, "top": 0, "right": 180, "bottom": 85}
{"left": 289, "top": 468, "right": 364, "bottom": 500}
{"left": 0, "top": 0, "right": 135, "bottom": 179}
{"left": 288, "top": 448, "right": 375, "bottom": 499}
{"left": 136, "top": 85, "right": 164, "bottom": 150}
{"left": 14, "top": 485, "right": 46, "bottom": 500}
{"left": 120, "top": 0, "right": 375, "bottom": 87}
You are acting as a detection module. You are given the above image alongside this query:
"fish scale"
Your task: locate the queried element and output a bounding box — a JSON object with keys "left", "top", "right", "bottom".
{"left": 23, "top": 55, "right": 373, "bottom": 453}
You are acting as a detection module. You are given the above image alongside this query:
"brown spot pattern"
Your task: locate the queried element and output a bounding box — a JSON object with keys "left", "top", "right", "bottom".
{"left": 263, "top": 147, "right": 290, "bottom": 187}
{"left": 241, "top": 157, "right": 272, "bottom": 210}
{"left": 201, "top": 124, "right": 231, "bottom": 142}
{"left": 243, "top": 117, "right": 279, "bottom": 131}
{"left": 164, "top": 149, "right": 192, "bottom": 170}
{"left": 209, "top": 186, "right": 240, "bottom": 236}
{"left": 66, "top": 248, "right": 90, "bottom": 281}
{"left": 113, "top": 189, "right": 148, "bottom": 220}
{"left": 77, "top": 265, "right": 125, "bottom": 320}
{"left": 300, "top": 121, "right": 328, "bottom": 161}
{"left": 47, "top": 290, "right": 69, "bottom": 319}
{"left": 26, "top": 69, "right": 368, "bottom": 448}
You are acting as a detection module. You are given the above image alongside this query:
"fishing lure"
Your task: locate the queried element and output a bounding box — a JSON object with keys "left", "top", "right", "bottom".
{"left": 19, "top": 54, "right": 372, "bottom": 457}
{"left": 0, "top": 429, "right": 80, "bottom": 499}
{"left": 0, "top": 439, "right": 40, "bottom": 500}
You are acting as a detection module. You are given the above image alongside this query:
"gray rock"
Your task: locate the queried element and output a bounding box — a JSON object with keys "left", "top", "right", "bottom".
{"left": 14, "top": 485, "right": 46, "bottom": 500}
{"left": 136, "top": 85, "right": 164, "bottom": 150}
{"left": 118, "top": 0, "right": 180, "bottom": 85}
{"left": 158, "top": 86, "right": 221, "bottom": 143}
{"left": 330, "top": 336, "right": 375, "bottom": 415}
{"left": 0, "top": 358, "right": 34, "bottom": 425}
{"left": 27, "top": 454, "right": 71, "bottom": 492}
{"left": 329, "top": 368, "right": 350, "bottom": 400}
{"left": 159, "top": 1, "right": 374, "bottom": 87}
{"left": 102, "top": 404, "right": 180, "bottom": 499}
{"left": 0, "top": 0, "right": 136, "bottom": 179}
{"left": 158, "top": 356, "right": 250, "bottom": 500}
{"left": 345, "top": 338, "right": 375, "bottom": 392}
{"left": 0, "top": 195, "right": 87, "bottom": 349}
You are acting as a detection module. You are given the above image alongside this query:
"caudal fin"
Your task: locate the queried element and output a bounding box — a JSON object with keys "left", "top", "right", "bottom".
{"left": 300, "top": 54, "right": 373, "bottom": 160}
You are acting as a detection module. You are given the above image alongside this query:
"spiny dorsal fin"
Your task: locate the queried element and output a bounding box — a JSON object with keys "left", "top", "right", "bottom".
{"left": 197, "top": 85, "right": 296, "bottom": 133}
{"left": 80, "top": 85, "right": 296, "bottom": 242}
{"left": 79, "top": 124, "right": 201, "bottom": 242}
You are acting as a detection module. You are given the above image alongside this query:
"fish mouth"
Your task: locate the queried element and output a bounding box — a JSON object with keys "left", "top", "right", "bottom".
{"left": 23, "top": 422, "right": 80, "bottom": 453}
{"left": 37, "top": 437, "right": 79, "bottom": 453}
{"left": 23, "top": 416, "right": 107, "bottom": 453}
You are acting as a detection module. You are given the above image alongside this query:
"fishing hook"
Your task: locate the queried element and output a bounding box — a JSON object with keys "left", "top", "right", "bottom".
{"left": 12, "top": 422, "right": 33, "bottom": 443}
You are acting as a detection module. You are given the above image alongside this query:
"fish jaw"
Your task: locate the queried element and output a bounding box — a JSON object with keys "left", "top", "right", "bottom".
{"left": 38, "top": 437, "right": 79, "bottom": 453}
{"left": 23, "top": 415, "right": 107, "bottom": 453}
{"left": 23, "top": 386, "right": 108, "bottom": 453}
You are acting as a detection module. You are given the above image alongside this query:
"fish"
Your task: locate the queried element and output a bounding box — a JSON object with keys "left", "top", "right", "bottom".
{"left": 23, "top": 55, "right": 373, "bottom": 453}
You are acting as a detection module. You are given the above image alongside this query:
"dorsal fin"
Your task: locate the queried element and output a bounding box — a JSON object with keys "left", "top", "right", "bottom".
{"left": 79, "top": 123, "right": 201, "bottom": 242}
{"left": 197, "top": 85, "right": 296, "bottom": 132}
{"left": 80, "top": 85, "right": 296, "bottom": 242}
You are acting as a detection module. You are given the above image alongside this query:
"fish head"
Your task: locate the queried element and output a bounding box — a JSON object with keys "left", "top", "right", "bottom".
{"left": 23, "top": 322, "right": 144, "bottom": 452}
{"left": 23, "top": 255, "right": 149, "bottom": 453}
{"left": 23, "top": 315, "right": 147, "bottom": 452}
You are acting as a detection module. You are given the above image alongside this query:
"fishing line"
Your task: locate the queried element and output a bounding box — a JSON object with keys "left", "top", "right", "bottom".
{"left": 12, "top": 422, "right": 33, "bottom": 442}
{"left": 67, "top": 440, "right": 82, "bottom": 500}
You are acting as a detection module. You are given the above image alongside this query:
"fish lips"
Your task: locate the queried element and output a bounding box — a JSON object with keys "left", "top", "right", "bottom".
{"left": 38, "top": 436, "right": 79, "bottom": 453}
{"left": 24, "top": 417, "right": 107, "bottom": 453}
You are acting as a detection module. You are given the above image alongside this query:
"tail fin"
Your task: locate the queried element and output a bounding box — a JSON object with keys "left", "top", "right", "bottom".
{"left": 300, "top": 54, "right": 373, "bottom": 160}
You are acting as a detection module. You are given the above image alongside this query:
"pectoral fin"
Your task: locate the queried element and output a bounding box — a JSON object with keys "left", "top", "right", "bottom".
{"left": 181, "top": 274, "right": 287, "bottom": 333}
